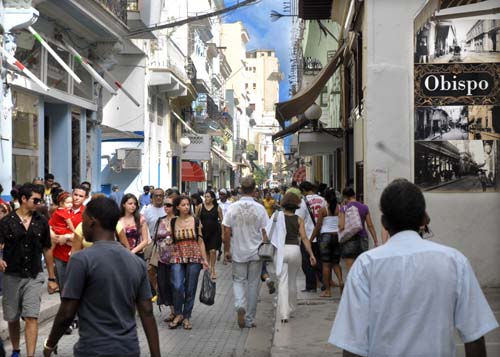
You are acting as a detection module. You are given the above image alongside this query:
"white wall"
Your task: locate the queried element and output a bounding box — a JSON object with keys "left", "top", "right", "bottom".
{"left": 365, "top": 0, "right": 500, "bottom": 286}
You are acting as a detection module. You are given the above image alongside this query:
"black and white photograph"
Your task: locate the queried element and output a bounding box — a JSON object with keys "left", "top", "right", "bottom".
{"left": 415, "top": 140, "right": 499, "bottom": 192}
{"left": 415, "top": 17, "right": 500, "bottom": 64}
{"left": 415, "top": 106, "right": 468, "bottom": 140}
{"left": 468, "top": 105, "right": 500, "bottom": 140}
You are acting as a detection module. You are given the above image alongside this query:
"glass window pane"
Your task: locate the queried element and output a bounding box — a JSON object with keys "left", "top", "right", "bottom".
{"left": 12, "top": 91, "right": 38, "bottom": 150}
{"left": 15, "top": 31, "right": 42, "bottom": 78}
{"left": 13, "top": 155, "right": 38, "bottom": 186}
{"left": 47, "top": 46, "right": 69, "bottom": 92}
{"left": 73, "top": 60, "right": 93, "bottom": 100}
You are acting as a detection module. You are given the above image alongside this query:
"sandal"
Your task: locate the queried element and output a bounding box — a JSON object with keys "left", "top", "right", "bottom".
{"left": 164, "top": 312, "right": 176, "bottom": 323}
{"left": 320, "top": 290, "right": 332, "bottom": 298}
{"left": 168, "top": 315, "right": 183, "bottom": 329}
{"left": 182, "top": 319, "right": 192, "bottom": 330}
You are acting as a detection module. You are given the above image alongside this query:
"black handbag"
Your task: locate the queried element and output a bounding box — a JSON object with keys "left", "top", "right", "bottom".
{"left": 199, "top": 270, "right": 216, "bottom": 306}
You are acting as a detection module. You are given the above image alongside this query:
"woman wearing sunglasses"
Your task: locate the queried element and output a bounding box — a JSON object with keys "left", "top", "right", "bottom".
{"left": 151, "top": 197, "right": 176, "bottom": 323}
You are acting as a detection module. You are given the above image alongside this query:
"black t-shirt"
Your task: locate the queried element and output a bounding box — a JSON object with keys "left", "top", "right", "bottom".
{"left": 62, "top": 241, "right": 152, "bottom": 356}
{"left": 0, "top": 211, "right": 51, "bottom": 278}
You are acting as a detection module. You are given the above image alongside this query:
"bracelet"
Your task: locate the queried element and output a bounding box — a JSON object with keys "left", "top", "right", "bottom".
{"left": 44, "top": 338, "right": 56, "bottom": 351}
{"left": 48, "top": 278, "right": 56, "bottom": 282}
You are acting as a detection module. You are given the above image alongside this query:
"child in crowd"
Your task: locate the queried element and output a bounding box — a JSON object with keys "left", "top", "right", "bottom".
{"left": 49, "top": 192, "right": 75, "bottom": 243}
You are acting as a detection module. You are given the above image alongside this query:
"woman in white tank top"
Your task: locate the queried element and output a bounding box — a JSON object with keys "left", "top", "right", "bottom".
{"left": 310, "top": 188, "right": 343, "bottom": 297}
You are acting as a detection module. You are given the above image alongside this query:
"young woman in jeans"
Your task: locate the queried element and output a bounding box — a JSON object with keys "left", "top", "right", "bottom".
{"left": 168, "top": 196, "right": 209, "bottom": 330}
{"left": 310, "top": 188, "right": 343, "bottom": 297}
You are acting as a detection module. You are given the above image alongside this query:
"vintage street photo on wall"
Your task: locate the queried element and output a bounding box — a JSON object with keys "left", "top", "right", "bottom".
{"left": 468, "top": 105, "right": 500, "bottom": 140}
{"left": 415, "top": 106, "right": 468, "bottom": 140}
{"left": 415, "top": 17, "right": 500, "bottom": 64}
{"left": 415, "top": 140, "right": 499, "bottom": 192}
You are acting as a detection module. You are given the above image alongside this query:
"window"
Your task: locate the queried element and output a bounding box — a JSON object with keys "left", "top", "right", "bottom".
{"left": 47, "top": 46, "right": 70, "bottom": 92}
{"left": 12, "top": 91, "right": 39, "bottom": 184}
{"left": 157, "top": 97, "right": 164, "bottom": 126}
{"left": 253, "top": 83, "right": 256, "bottom": 90}
{"left": 158, "top": 141, "right": 162, "bottom": 162}
{"left": 148, "top": 91, "right": 155, "bottom": 122}
{"left": 245, "top": 83, "right": 248, "bottom": 89}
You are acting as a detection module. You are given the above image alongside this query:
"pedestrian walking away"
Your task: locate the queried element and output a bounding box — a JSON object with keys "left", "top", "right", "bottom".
{"left": 222, "top": 176, "right": 270, "bottom": 329}
{"left": 0, "top": 183, "right": 58, "bottom": 357}
{"left": 329, "top": 179, "right": 499, "bottom": 356}
{"left": 42, "top": 197, "right": 160, "bottom": 357}
{"left": 196, "top": 190, "right": 223, "bottom": 280}
{"left": 267, "top": 192, "right": 316, "bottom": 323}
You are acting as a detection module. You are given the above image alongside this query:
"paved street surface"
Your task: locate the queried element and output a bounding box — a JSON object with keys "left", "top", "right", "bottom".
{"left": 2, "top": 262, "right": 274, "bottom": 356}
{"left": 428, "top": 175, "right": 495, "bottom": 192}
{"left": 271, "top": 271, "right": 500, "bottom": 357}
{"left": 430, "top": 52, "right": 500, "bottom": 63}
{"left": 431, "top": 128, "right": 468, "bottom": 140}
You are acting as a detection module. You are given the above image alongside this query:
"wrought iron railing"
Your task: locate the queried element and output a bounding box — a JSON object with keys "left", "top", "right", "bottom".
{"left": 96, "top": 0, "right": 128, "bottom": 24}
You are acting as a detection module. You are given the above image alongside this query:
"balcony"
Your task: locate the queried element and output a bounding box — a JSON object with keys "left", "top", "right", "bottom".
{"left": 97, "top": 0, "right": 127, "bottom": 23}
{"left": 298, "top": 0, "right": 332, "bottom": 20}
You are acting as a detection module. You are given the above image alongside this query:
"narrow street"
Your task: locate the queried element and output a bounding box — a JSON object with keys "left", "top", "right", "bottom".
{"left": 3, "top": 262, "right": 274, "bottom": 356}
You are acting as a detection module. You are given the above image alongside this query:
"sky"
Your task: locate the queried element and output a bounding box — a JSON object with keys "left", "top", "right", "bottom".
{"left": 223, "top": 0, "right": 292, "bottom": 102}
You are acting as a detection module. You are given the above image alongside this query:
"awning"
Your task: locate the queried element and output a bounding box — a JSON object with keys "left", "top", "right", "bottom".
{"left": 272, "top": 118, "right": 310, "bottom": 141}
{"left": 101, "top": 125, "right": 144, "bottom": 142}
{"left": 211, "top": 146, "right": 236, "bottom": 169}
{"left": 275, "top": 42, "right": 346, "bottom": 128}
{"left": 171, "top": 111, "right": 200, "bottom": 136}
{"left": 182, "top": 161, "right": 205, "bottom": 182}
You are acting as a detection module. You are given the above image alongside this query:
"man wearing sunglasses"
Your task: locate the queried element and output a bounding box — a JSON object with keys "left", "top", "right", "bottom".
{"left": 0, "top": 183, "right": 57, "bottom": 357}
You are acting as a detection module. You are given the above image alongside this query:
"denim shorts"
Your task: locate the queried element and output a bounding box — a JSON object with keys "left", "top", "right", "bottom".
{"left": 319, "top": 233, "right": 341, "bottom": 264}
{"left": 341, "top": 235, "right": 368, "bottom": 259}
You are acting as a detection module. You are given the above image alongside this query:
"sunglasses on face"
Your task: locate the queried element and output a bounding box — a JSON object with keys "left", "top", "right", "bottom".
{"left": 33, "top": 198, "right": 42, "bottom": 205}
{"left": 164, "top": 203, "right": 173, "bottom": 207}
{"left": 153, "top": 194, "right": 164, "bottom": 198}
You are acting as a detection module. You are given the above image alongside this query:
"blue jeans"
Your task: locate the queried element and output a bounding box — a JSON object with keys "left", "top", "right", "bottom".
{"left": 171, "top": 263, "right": 202, "bottom": 319}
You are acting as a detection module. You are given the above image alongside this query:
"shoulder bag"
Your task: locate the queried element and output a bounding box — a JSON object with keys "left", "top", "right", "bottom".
{"left": 338, "top": 204, "right": 363, "bottom": 244}
{"left": 258, "top": 213, "right": 277, "bottom": 261}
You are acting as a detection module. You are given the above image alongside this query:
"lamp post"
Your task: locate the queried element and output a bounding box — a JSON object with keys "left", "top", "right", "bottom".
{"left": 304, "top": 102, "right": 322, "bottom": 130}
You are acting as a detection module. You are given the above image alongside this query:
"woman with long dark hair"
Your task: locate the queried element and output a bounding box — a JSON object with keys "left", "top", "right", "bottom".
{"left": 196, "top": 190, "right": 222, "bottom": 280}
{"left": 168, "top": 195, "right": 209, "bottom": 330}
{"left": 310, "top": 188, "right": 343, "bottom": 296}
{"left": 118, "top": 193, "right": 149, "bottom": 257}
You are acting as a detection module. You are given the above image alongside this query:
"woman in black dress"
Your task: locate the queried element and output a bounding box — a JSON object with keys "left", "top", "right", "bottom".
{"left": 196, "top": 190, "right": 222, "bottom": 280}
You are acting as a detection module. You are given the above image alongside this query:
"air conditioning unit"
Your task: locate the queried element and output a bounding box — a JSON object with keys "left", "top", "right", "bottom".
{"left": 116, "top": 148, "right": 142, "bottom": 169}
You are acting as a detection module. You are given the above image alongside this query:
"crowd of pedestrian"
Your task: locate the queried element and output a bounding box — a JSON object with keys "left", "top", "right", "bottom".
{"left": 0, "top": 174, "right": 497, "bottom": 356}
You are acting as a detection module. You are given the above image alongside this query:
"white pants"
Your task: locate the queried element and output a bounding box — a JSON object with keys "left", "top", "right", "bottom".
{"left": 277, "top": 245, "right": 301, "bottom": 320}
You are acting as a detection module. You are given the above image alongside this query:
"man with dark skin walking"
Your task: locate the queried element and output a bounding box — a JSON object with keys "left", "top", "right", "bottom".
{"left": 43, "top": 197, "right": 160, "bottom": 357}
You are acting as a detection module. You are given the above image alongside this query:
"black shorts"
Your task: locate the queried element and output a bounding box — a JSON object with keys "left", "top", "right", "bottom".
{"left": 341, "top": 235, "right": 368, "bottom": 259}
{"left": 319, "top": 233, "right": 341, "bottom": 264}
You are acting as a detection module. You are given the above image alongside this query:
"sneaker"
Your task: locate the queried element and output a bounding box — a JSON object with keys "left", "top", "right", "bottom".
{"left": 237, "top": 307, "right": 246, "bottom": 328}
{"left": 65, "top": 325, "right": 73, "bottom": 335}
{"left": 11, "top": 351, "right": 20, "bottom": 357}
{"left": 266, "top": 280, "right": 276, "bottom": 294}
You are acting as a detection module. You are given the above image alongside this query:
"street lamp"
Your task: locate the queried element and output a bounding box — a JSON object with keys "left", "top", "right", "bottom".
{"left": 304, "top": 103, "right": 322, "bottom": 130}
{"left": 179, "top": 136, "right": 191, "bottom": 153}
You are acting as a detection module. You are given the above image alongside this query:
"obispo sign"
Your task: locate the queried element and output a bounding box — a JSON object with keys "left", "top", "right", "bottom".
{"left": 415, "top": 63, "right": 500, "bottom": 106}
{"left": 422, "top": 73, "right": 492, "bottom": 97}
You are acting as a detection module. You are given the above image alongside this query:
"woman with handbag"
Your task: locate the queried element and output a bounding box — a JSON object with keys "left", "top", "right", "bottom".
{"left": 267, "top": 193, "right": 316, "bottom": 323}
{"left": 152, "top": 196, "right": 176, "bottom": 323}
{"left": 168, "top": 195, "right": 209, "bottom": 330}
{"left": 338, "top": 187, "right": 378, "bottom": 273}
{"left": 118, "top": 194, "right": 149, "bottom": 258}
{"left": 310, "top": 188, "right": 343, "bottom": 297}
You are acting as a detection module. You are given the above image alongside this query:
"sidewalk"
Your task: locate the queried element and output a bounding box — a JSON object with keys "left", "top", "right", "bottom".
{"left": 271, "top": 273, "right": 500, "bottom": 356}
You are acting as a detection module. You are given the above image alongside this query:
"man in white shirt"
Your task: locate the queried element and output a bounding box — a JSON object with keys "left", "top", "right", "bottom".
{"left": 217, "top": 189, "right": 232, "bottom": 261}
{"left": 140, "top": 188, "right": 166, "bottom": 301}
{"left": 295, "top": 181, "right": 326, "bottom": 292}
{"left": 223, "top": 177, "right": 269, "bottom": 329}
{"left": 329, "top": 179, "right": 498, "bottom": 357}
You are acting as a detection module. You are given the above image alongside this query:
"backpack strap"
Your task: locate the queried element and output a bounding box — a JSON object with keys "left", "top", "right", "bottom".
{"left": 152, "top": 215, "right": 166, "bottom": 245}
{"left": 303, "top": 196, "right": 316, "bottom": 225}
{"left": 194, "top": 217, "right": 201, "bottom": 240}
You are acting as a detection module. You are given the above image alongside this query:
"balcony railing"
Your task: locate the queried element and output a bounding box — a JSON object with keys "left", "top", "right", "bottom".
{"left": 97, "top": 0, "right": 128, "bottom": 23}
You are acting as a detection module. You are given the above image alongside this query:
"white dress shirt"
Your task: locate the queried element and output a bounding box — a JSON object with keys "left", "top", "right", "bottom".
{"left": 329, "top": 230, "right": 498, "bottom": 357}
{"left": 222, "top": 196, "right": 269, "bottom": 263}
